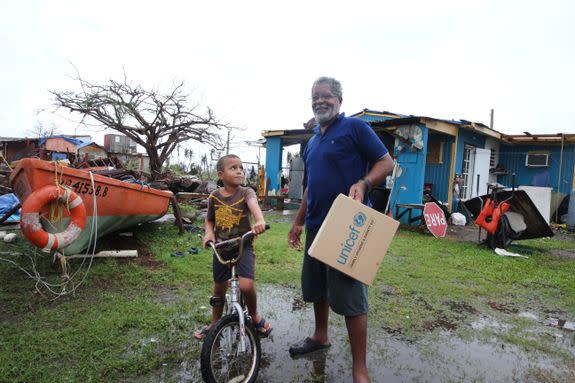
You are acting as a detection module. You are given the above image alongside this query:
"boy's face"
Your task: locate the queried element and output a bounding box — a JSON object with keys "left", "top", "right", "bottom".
{"left": 218, "top": 157, "right": 244, "bottom": 187}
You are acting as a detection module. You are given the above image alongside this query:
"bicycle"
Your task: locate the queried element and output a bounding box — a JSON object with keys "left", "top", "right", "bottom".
{"left": 200, "top": 225, "right": 269, "bottom": 383}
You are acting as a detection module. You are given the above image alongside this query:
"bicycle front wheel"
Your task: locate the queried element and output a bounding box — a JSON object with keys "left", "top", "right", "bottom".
{"left": 200, "top": 314, "right": 261, "bottom": 383}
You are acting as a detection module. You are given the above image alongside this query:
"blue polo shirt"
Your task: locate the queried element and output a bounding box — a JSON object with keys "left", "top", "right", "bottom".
{"left": 303, "top": 113, "right": 389, "bottom": 231}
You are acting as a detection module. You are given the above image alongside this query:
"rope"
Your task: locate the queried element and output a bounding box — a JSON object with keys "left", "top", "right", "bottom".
{"left": 0, "top": 153, "right": 12, "bottom": 171}
{"left": 0, "top": 169, "right": 100, "bottom": 299}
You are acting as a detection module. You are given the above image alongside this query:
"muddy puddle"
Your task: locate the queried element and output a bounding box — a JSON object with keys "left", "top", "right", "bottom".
{"left": 257, "top": 286, "right": 563, "bottom": 382}
{"left": 150, "top": 284, "right": 573, "bottom": 382}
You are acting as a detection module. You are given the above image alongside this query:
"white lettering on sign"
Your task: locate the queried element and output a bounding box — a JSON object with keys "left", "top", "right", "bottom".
{"left": 425, "top": 213, "right": 446, "bottom": 227}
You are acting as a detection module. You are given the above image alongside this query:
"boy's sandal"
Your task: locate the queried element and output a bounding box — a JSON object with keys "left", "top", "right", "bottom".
{"left": 194, "top": 325, "right": 211, "bottom": 340}
{"left": 254, "top": 318, "right": 273, "bottom": 338}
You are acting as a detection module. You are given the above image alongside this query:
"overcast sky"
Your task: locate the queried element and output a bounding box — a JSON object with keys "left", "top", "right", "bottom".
{"left": 1, "top": 0, "right": 574, "bottom": 164}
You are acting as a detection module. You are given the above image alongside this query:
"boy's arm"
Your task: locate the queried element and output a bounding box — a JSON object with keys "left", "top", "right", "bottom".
{"left": 246, "top": 196, "right": 266, "bottom": 235}
{"left": 288, "top": 187, "right": 307, "bottom": 249}
{"left": 203, "top": 219, "right": 216, "bottom": 248}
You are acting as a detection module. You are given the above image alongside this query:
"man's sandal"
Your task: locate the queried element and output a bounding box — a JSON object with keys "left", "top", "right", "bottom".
{"left": 193, "top": 325, "right": 211, "bottom": 340}
{"left": 254, "top": 318, "right": 273, "bottom": 338}
{"left": 289, "top": 337, "right": 331, "bottom": 356}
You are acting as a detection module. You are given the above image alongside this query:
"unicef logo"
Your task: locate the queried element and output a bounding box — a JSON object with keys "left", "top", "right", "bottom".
{"left": 353, "top": 212, "right": 367, "bottom": 227}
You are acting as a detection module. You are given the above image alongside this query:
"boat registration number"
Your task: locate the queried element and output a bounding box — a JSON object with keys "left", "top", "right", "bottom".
{"left": 62, "top": 179, "right": 109, "bottom": 197}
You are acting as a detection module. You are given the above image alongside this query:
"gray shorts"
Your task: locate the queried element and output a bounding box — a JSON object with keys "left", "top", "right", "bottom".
{"left": 301, "top": 229, "right": 368, "bottom": 316}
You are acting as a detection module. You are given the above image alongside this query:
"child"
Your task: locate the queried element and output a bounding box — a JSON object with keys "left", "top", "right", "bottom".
{"left": 194, "top": 154, "right": 272, "bottom": 340}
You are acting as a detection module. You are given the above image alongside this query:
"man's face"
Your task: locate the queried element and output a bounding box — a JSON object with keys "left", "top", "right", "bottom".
{"left": 311, "top": 83, "right": 341, "bottom": 124}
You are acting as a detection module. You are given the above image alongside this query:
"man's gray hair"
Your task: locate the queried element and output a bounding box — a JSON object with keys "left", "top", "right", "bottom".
{"left": 312, "top": 76, "right": 343, "bottom": 101}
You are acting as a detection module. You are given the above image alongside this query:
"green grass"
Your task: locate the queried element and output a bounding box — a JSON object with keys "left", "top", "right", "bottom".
{"left": 1, "top": 220, "right": 574, "bottom": 381}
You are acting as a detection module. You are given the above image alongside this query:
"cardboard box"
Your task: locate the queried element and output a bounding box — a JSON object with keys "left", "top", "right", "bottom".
{"left": 308, "top": 194, "right": 400, "bottom": 286}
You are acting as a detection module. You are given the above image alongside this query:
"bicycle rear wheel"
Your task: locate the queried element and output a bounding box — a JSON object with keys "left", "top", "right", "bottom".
{"left": 200, "top": 314, "right": 261, "bottom": 383}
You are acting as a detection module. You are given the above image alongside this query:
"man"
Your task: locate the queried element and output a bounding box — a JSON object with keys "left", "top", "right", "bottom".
{"left": 288, "top": 76, "right": 394, "bottom": 383}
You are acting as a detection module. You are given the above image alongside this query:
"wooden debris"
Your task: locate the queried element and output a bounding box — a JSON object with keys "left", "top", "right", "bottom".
{"left": 67, "top": 250, "right": 138, "bottom": 259}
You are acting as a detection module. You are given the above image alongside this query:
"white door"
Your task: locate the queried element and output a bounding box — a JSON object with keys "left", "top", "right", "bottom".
{"left": 469, "top": 148, "right": 491, "bottom": 198}
{"left": 461, "top": 145, "right": 475, "bottom": 200}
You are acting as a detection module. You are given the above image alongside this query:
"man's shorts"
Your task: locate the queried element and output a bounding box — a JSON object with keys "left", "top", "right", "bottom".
{"left": 213, "top": 244, "right": 255, "bottom": 283}
{"left": 301, "top": 229, "right": 368, "bottom": 316}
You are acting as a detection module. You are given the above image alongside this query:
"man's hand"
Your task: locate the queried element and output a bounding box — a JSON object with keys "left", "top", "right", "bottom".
{"left": 252, "top": 220, "right": 266, "bottom": 235}
{"left": 303, "top": 117, "right": 316, "bottom": 130}
{"left": 288, "top": 224, "right": 303, "bottom": 249}
{"left": 349, "top": 179, "right": 368, "bottom": 202}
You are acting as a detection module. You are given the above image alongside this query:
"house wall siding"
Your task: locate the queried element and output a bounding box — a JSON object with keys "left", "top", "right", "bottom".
{"left": 391, "top": 124, "right": 429, "bottom": 224}
{"left": 424, "top": 135, "right": 454, "bottom": 202}
{"left": 265, "top": 136, "right": 282, "bottom": 192}
{"left": 497, "top": 143, "right": 575, "bottom": 194}
{"left": 43, "top": 138, "right": 78, "bottom": 153}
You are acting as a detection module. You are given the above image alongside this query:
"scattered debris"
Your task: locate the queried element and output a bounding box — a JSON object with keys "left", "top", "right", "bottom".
{"left": 494, "top": 247, "right": 529, "bottom": 259}
{"left": 3, "top": 233, "right": 17, "bottom": 243}
{"left": 67, "top": 250, "right": 138, "bottom": 259}
{"left": 546, "top": 317, "right": 575, "bottom": 332}
{"left": 450, "top": 212, "right": 466, "bottom": 226}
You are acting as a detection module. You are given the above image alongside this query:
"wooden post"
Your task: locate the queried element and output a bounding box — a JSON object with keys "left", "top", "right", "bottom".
{"left": 170, "top": 195, "right": 185, "bottom": 235}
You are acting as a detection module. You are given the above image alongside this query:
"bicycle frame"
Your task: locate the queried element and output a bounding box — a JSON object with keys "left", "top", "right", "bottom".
{"left": 207, "top": 227, "right": 265, "bottom": 353}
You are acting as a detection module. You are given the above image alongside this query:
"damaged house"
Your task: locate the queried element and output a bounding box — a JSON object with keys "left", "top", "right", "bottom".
{"left": 261, "top": 109, "right": 575, "bottom": 225}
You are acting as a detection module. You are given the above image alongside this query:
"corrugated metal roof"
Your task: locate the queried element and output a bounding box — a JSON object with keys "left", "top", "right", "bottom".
{"left": 77, "top": 141, "right": 103, "bottom": 149}
{"left": 0, "top": 137, "right": 39, "bottom": 142}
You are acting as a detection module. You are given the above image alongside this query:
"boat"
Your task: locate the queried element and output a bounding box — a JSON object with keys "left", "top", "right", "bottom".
{"left": 9, "top": 158, "right": 173, "bottom": 255}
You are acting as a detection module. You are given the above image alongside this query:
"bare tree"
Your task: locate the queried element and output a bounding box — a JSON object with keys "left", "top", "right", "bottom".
{"left": 51, "top": 73, "right": 228, "bottom": 179}
{"left": 28, "top": 121, "right": 59, "bottom": 139}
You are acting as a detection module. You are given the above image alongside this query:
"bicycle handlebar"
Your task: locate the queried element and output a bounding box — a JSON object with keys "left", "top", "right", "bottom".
{"left": 207, "top": 225, "right": 270, "bottom": 266}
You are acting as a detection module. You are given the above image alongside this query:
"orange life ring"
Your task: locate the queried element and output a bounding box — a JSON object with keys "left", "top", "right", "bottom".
{"left": 20, "top": 185, "right": 87, "bottom": 251}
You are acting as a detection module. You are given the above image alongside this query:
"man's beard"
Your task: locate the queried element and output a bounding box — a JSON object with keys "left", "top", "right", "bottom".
{"left": 313, "top": 107, "right": 338, "bottom": 124}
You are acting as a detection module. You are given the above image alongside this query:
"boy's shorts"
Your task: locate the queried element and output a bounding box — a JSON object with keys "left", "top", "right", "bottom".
{"left": 301, "top": 229, "right": 368, "bottom": 316}
{"left": 213, "top": 244, "right": 255, "bottom": 283}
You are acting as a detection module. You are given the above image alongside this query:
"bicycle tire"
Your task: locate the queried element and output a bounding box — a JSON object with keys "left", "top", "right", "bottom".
{"left": 200, "top": 314, "right": 261, "bottom": 383}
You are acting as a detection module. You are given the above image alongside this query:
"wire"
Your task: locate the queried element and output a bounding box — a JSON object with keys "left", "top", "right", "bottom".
{"left": 0, "top": 168, "right": 100, "bottom": 299}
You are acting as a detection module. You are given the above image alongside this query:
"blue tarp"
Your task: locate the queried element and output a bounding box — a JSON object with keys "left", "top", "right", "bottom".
{"left": 38, "top": 135, "right": 86, "bottom": 147}
{"left": 0, "top": 193, "right": 20, "bottom": 223}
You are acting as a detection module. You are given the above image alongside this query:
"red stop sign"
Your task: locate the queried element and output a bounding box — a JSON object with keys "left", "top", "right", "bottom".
{"left": 423, "top": 202, "right": 447, "bottom": 238}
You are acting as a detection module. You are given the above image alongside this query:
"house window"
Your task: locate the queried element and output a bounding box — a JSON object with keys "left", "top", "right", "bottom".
{"left": 525, "top": 152, "right": 549, "bottom": 167}
{"left": 115, "top": 136, "right": 120, "bottom": 143}
{"left": 426, "top": 141, "right": 443, "bottom": 164}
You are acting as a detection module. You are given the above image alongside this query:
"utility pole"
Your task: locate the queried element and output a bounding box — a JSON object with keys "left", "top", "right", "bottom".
{"left": 226, "top": 128, "right": 231, "bottom": 155}
{"left": 490, "top": 109, "right": 494, "bottom": 130}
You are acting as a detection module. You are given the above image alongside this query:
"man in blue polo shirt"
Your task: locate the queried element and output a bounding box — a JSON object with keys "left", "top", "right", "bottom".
{"left": 288, "top": 76, "right": 394, "bottom": 383}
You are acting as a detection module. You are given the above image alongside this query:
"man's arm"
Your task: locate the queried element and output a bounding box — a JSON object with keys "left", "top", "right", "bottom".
{"left": 349, "top": 154, "right": 395, "bottom": 201}
{"left": 288, "top": 187, "right": 307, "bottom": 248}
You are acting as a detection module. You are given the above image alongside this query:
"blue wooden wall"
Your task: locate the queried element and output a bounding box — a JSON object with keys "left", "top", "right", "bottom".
{"left": 424, "top": 135, "right": 454, "bottom": 203}
{"left": 265, "top": 136, "right": 282, "bottom": 192}
{"left": 390, "top": 124, "right": 429, "bottom": 224}
{"left": 497, "top": 143, "right": 575, "bottom": 194}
